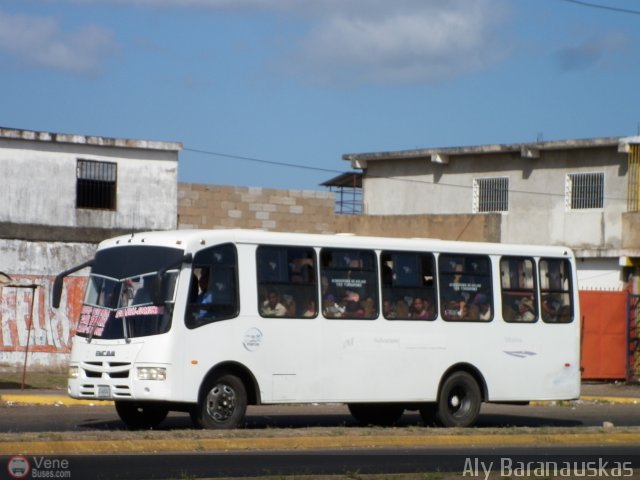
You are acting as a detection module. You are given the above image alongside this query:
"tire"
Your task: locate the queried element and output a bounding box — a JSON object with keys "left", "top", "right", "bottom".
{"left": 418, "top": 402, "right": 438, "bottom": 426}
{"left": 435, "top": 371, "right": 482, "bottom": 427}
{"left": 192, "top": 374, "right": 247, "bottom": 429}
{"left": 115, "top": 401, "right": 168, "bottom": 429}
{"left": 348, "top": 403, "right": 404, "bottom": 426}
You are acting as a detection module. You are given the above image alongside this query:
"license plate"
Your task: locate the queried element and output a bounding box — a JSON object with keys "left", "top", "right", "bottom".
{"left": 97, "top": 385, "right": 111, "bottom": 398}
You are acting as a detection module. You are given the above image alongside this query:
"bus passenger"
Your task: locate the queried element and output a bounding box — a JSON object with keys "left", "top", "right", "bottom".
{"left": 362, "top": 297, "right": 376, "bottom": 318}
{"left": 541, "top": 294, "right": 561, "bottom": 322}
{"left": 515, "top": 297, "right": 536, "bottom": 322}
{"left": 196, "top": 269, "right": 213, "bottom": 304}
{"left": 323, "top": 294, "right": 344, "bottom": 317}
{"left": 303, "top": 298, "right": 316, "bottom": 317}
{"left": 383, "top": 300, "right": 396, "bottom": 319}
{"left": 261, "top": 290, "right": 287, "bottom": 317}
{"left": 411, "top": 297, "right": 432, "bottom": 319}
{"left": 395, "top": 299, "right": 410, "bottom": 319}
{"left": 471, "top": 293, "right": 491, "bottom": 321}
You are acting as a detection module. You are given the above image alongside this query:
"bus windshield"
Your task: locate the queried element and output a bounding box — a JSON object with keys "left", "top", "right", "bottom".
{"left": 76, "top": 245, "right": 184, "bottom": 340}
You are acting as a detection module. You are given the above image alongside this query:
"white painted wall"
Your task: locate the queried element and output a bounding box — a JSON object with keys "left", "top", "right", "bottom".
{"left": 0, "top": 138, "right": 178, "bottom": 231}
{"left": 363, "top": 147, "right": 627, "bottom": 253}
{"left": 576, "top": 257, "right": 626, "bottom": 291}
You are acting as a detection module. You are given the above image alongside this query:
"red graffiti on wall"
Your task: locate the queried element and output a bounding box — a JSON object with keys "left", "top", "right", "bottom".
{"left": 0, "top": 275, "right": 87, "bottom": 354}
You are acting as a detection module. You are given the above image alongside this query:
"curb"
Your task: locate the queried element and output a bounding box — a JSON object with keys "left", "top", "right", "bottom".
{"left": 2, "top": 394, "right": 638, "bottom": 407}
{"left": 579, "top": 395, "right": 640, "bottom": 405}
{"left": 2, "top": 432, "right": 640, "bottom": 455}
{"left": 0, "top": 394, "right": 113, "bottom": 406}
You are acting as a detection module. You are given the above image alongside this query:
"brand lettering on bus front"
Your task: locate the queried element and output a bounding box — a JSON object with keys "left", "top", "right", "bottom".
{"left": 96, "top": 350, "right": 116, "bottom": 357}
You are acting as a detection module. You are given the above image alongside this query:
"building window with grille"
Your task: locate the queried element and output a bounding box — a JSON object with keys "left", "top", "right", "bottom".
{"left": 565, "top": 172, "right": 604, "bottom": 210}
{"left": 473, "top": 177, "right": 509, "bottom": 213}
{"left": 76, "top": 159, "right": 117, "bottom": 210}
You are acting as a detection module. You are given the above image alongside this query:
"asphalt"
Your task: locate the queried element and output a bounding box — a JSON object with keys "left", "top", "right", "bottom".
{"left": 1, "top": 381, "right": 639, "bottom": 455}
{"left": 1, "top": 380, "right": 640, "bottom": 406}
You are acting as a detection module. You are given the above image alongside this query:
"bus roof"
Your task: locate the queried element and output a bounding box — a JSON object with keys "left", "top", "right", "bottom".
{"left": 98, "top": 229, "right": 574, "bottom": 259}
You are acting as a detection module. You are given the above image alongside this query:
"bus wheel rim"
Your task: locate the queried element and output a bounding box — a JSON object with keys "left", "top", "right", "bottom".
{"left": 206, "top": 384, "right": 236, "bottom": 422}
{"left": 448, "top": 387, "right": 467, "bottom": 416}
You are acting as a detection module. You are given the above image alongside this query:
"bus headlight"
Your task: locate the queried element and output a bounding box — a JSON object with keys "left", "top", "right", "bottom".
{"left": 68, "top": 366, "right": 79, "bottom": 379}
{"left": 137, "top": 367, "right": 167, "bottom": 381}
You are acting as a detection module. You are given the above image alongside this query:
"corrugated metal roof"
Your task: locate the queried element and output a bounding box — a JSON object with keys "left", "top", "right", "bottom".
{"left": 320, "top": 172, "right": 362, "bottom": 188}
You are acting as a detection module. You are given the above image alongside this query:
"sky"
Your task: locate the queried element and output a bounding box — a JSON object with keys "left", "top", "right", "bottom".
{"left": 1, "top": 0, "right": 639, "bottom": 191}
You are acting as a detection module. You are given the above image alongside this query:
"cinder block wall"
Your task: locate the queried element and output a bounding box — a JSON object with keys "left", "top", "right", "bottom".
{"left": 178, "top": 183, "right": 336, "bottom": 233}
{"left": 334, "top": 213, "right": 501, "bottom": 242}
{"left": 178, "top": 183, "right": 499, "bottom": 243}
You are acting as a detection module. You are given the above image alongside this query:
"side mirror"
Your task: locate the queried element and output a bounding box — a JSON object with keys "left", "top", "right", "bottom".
{"left": 50, "top": 260, "right": 93, "bottom": 309}
{"left": 52, "top": 275, "right": 64, "bottom": 309}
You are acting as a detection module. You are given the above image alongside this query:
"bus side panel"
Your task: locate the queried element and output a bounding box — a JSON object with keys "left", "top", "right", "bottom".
{"left": 318, "top": 319, "right": 447, "bottom": 403}
{"left": 481, "top": 323, "right": 580, "bottom": 402}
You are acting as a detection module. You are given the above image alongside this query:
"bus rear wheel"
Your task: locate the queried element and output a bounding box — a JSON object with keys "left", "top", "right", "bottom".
{"left": 348, "top": 403, "right": 404, "bottom": 426}
{"left": 192, "top": 374, "right": 247, "bottom": 429}
{"left": 115, "top": 401, "right": 168, "bottom": 429}
{"left": 435, "top": 371, "right": 481, "bottom": 427}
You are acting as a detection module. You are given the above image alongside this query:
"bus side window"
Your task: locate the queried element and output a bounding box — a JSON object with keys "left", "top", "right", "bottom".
{"left": 320, "top": 248, "right": 378, "bottom": 320}
{"left": 438, "top": 254, "right": 493, "bottom": 322}
{"left": 256, "top": 246, "right": 317, "bottom": 318}
{"left": 381, "top": 251, "right": 436, "bottom": 321}
{"left": 540, "top": 258, "right": 574, "bottom": 323}
{"left": 500, "top": 257, "right": 537, "bottom": 323}
{"left": 185, "top": 243, "right": 239, "bottom": 329}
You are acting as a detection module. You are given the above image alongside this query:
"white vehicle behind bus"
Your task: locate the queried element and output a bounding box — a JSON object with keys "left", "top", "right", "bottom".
{"left": 52, "top": 229, "right": 580, "bottom": 429}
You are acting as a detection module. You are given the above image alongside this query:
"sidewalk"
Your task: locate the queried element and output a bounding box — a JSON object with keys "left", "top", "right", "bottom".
{"left": 1, "top": 381, "right": 639, "bottom": 406}
{"left": 580, "top": 380, "right": 640, "bottom": 404}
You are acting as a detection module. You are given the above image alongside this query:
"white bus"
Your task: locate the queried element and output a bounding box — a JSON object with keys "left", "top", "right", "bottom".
{"left": 53, "top": 229, "right": 580, "bottom": 429}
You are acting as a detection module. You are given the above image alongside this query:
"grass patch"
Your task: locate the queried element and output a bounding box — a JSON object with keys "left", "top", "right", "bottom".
{"left": 0, "top": 371, "right": 67, "bottom": 390}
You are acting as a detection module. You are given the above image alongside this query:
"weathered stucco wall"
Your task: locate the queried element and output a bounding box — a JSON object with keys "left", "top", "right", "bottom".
{"left": 0, "top": 137, "right": 179, "bottom": 238}
{"left": 0, "top": 240, "right": 94, "bottom": 371}
{"left": 622, "top": 213, "right": 640, "bottom": 250}
{"left": 0, "top": 275, "right": 86, "bottom": 372}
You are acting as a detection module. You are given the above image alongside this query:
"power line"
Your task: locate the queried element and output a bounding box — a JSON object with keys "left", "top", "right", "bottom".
{"left": 183, "top": 145, "right": 629, "bottom": 202}
{"left": 559, "top": 0, "right": 640, "bottom": 16}
{"left": 184, "top": 147, "right": 341, "bottom": 175}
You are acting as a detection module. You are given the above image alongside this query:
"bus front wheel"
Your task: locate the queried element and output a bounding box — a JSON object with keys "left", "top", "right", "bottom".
{"left": 435, "top": 371, "right": 482, "bottom": 427}
{"left": 115, "top": 401, "right": 168, "bottom": 429}
{"left": 193, "top": 374, "right": 247, "bottom": 429}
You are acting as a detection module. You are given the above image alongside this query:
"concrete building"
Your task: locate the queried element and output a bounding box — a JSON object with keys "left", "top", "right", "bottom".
{"left": 0, "top": 128, "right": 181, "bottom": 371}
{"left": 343, "top": 136, "right": 640, "bottom": 380}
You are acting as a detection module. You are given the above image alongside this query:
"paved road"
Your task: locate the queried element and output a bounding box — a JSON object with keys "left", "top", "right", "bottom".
{"left": 2, "top": 446, "right": 640, "bottom": 480}
{"left": 2, "top": 400, "right": 640, "bottom": 432}
{"left": 1, "top": 384, "right": 640, "bottom": 479}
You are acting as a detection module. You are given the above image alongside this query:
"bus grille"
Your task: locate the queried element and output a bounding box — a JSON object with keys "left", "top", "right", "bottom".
{"left": 78, "top": 361, "right": 133, "bottom": 398}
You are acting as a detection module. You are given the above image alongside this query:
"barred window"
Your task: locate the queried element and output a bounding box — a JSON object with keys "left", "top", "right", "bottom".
{"left": 76, "top": 159, "right": 117, "bottom": 210}
{"left": 566, "top": 172, "right": 604, "bottom": 210}
{"left": 473, "top": 177, "right": 509, "bottom": 213}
